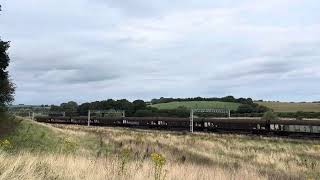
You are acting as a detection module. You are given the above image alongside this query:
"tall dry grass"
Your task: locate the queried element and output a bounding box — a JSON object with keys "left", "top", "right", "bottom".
{"left": 1, "top": 121, "right": 320, "bottom": 180}
{"left": 53, "top": 125, "right": 320, "bottom": 180}
{"left": 0, "top": 151, "right": 263, "bottom": 180}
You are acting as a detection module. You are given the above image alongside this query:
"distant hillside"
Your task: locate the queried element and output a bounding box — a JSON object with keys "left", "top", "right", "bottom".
{"left": 150, "top": 101, "right": 241, "bottom": 111}
{"left": 256, "top": 101, "right": 320, "bottom": 112}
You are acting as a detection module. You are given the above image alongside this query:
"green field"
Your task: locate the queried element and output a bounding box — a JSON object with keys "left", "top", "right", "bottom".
{"left": 150, "top": 101, "right": 240, "bottom": 111}
{"left": 257, "top": 101, "right": 320, "bottom": 112}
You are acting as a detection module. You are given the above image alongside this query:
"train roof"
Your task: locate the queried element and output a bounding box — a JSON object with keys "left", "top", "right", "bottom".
{"left": 271, "top": 119, "right": 320, "bottom": 126}
{"left": 34, "top": 115, "right": 320, "bottom": 126}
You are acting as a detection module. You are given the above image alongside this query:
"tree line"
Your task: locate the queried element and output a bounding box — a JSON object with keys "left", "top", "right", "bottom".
{"left": 151, "top": 96, "right": 255, "bottom": 105}
{"left": 51, "top": 99, "right": 190, "bottom": 117}
{"left": 50, "top": 97, "right": 270, "bottom": 118}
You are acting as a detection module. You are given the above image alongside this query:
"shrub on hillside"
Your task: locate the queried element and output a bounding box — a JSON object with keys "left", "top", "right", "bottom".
{"left": 236, "top": 103, "right": 269, "bottom": 114}
{"left": 261, "top": 111, "right": 279, "bottom": 122}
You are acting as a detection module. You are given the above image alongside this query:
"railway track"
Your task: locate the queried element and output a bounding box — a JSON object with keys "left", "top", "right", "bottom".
{"left": 34, "top": 116, "right": 320, "bottom": 138}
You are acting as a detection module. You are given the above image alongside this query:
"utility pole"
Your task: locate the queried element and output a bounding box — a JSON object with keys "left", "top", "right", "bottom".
{"left": 87, "top": 110, "right": 91, "bottom": 126}
{"left": 190, "top": 109, "right": 194, "bottom": 133}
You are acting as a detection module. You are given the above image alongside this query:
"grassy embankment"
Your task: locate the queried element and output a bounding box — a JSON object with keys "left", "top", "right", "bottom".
{"left": 1, "top": 116, "right": 320, "bottom": 180}
{"left": 256, "top": 102, "right": 320, "bottom": 112}
{"left": 150, "top": 101, "right": 240, "bottom": 111}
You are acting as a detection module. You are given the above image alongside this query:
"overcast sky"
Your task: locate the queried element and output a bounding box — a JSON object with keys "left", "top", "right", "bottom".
{"left": 1, "top": 0, "right": 320, "bottom": 105}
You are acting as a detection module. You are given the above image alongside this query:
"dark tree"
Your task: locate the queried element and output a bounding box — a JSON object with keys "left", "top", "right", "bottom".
{"left": 237, "top": 104, "right": 254, "bottom": 113}
{"left": 50, "top": 105, "right": 63, "bottom": 112}
{"left": 133, "top": 100, "right": 147, "bottom": 111}
{"left": 78, "top": 103, "right": 90, "bottom": 115}
{"left": 60, "top": 101, "right": 78, "bottom": 112}
{"left": 0, "top": 7, "right": 15, "bottom": 111}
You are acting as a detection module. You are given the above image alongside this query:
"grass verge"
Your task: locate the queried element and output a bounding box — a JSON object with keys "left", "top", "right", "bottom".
{"left": 1, "top": 117, "right": 320, "bottom": 180}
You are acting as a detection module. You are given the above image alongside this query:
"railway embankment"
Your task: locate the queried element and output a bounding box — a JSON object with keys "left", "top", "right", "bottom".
{"left": 1, "top": 117, "right": 320, "bottom": 179}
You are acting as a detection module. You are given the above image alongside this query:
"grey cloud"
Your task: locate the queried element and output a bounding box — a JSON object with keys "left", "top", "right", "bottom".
{"left": 97, "top": 0, "right": 158, "bottom": 16}
{"left": 210, "top": 59, "right": 293, "bottom": 81}
{"left": 39, "top": 69, "right": 119, "bottom": 84}
{"left": 94, "top": 0, "right": 245, "bottom": 17}
{"left": 1, "top": 0, "right": 320, "bottom": 104}
{"left": 262, "top": 41, "right": 320, "bottom": 59}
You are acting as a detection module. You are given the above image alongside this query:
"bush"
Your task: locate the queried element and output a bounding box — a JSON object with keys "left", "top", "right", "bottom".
{"left": 0, "top": 139, "right": 13, "bottom": 150}
{"left": 0, "top": 113, "right": 19, "bottom": 136}
{"left": 61, "top": 137, "right": 77, "bottom": 153}
{"left": 261, "top": 111, "right": 279, "bottom": 122}
{"left": 236, "top": 103, "right": 269, "bottom": 114}
{"left": 151, "top": 153, "right": 166, "bottom": 180}
{"left": 237, "top": 104, "right": 254, "bottom": 113}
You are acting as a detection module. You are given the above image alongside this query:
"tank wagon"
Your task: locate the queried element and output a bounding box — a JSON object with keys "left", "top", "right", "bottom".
{"left": 34, "top": 115, "right": 320, "bottom": 136}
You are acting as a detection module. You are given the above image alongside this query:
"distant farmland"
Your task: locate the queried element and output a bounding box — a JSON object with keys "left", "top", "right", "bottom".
{"left": 256, "top": 101, "right": 320, "bottom": 112}
{"left": 150, "top": 101, "right": 240, "bottom": 111}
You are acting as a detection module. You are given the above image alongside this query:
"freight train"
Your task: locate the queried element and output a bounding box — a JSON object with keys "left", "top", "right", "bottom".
{"left": 34, "top": 115, "right": 320, "bottom": 136}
